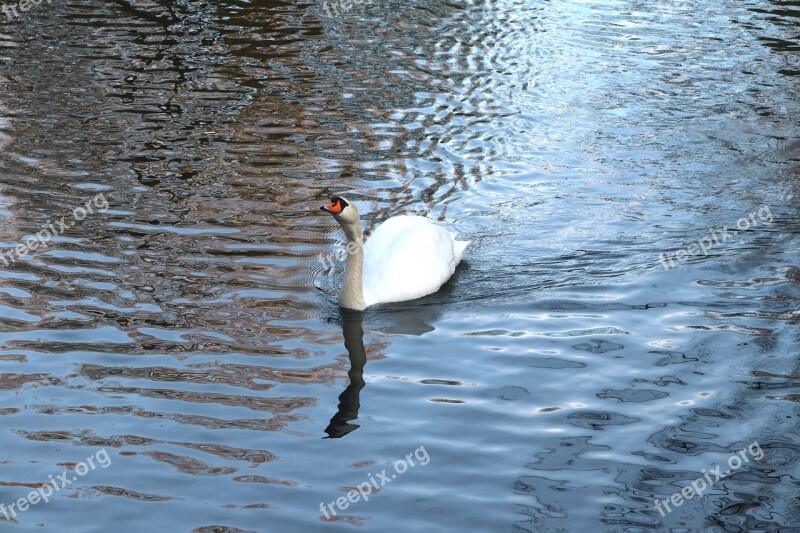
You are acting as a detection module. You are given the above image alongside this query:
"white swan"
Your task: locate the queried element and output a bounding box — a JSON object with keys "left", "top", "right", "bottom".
{"left": 321, "top": 196, "right": 469, "bottom": 310}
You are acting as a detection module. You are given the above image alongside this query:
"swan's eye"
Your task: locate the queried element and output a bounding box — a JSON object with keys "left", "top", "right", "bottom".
{"left": 331, "top": 196, "right": 348, "bottom": 208}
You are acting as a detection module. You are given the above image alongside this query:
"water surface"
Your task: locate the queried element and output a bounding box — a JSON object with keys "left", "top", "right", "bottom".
{"left": 0, "top": 0, "right": 798, "bottom": 531}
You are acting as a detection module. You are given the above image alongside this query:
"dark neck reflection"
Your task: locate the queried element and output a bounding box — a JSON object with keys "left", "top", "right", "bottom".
{"left": 324, "top": 308, "right": 367, "bottom": 439}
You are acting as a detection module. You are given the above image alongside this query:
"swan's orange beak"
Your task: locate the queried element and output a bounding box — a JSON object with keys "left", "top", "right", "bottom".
{"left": 321, "top": 198, "right": 344, "bottom": 214}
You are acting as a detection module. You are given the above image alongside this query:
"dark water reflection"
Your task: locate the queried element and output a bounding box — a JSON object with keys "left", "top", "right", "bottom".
{"left": 0, "top": 0, "right": 798, "bottom": 531}
{"left": 325, "top": 310, "right": 367, "bottom": 439}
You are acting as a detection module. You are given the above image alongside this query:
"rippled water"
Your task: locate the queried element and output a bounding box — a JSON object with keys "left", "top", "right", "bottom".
{"left": 0, "top": 0, "right": 798, "bottom": 531}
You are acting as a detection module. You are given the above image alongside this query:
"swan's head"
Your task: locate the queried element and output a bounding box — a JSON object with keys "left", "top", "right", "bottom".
{"left": 320, "top": 196, "right": 359, "bottom": 226}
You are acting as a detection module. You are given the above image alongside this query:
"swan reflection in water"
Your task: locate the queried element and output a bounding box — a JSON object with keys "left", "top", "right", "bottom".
{"left": 322, "top": 267, "right": 465, "bottom": 438}
{"left": 324, "top": 309, "right": 367, "bottom": 439}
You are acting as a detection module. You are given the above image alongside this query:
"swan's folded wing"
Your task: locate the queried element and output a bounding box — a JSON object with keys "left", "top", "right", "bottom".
{"left": 362, "top": 217, "right": 457, "bottom": 306}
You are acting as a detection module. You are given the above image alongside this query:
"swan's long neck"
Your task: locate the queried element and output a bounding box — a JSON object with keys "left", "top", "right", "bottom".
{"left": 339, "top": 218, "right": 367, "bottom": 311}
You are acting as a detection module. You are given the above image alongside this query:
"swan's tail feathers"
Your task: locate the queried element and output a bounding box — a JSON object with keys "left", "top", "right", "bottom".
{"left": 453, "top": 240, "right": 470, "bottom": 266}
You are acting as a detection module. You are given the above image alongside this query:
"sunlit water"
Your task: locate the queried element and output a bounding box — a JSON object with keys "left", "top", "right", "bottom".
{"left": 0, "top": 0, "right": 798, "bottom": 531}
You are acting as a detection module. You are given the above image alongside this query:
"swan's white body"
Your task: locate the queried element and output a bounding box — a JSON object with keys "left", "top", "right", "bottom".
{"left": 322, "top": 197, "right": 469, "bottom": 310}
{"left": 362, "top": 215, "right": 469, "bottom": 307}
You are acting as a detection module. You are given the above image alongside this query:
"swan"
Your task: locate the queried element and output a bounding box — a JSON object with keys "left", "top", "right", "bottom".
{"left": 320, "top": 196, "right": 469, "bottom": 310}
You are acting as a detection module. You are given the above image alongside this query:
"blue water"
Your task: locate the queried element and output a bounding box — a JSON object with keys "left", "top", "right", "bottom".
{"left": 0, "top": 0, "right": 798, "bottom": 531}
